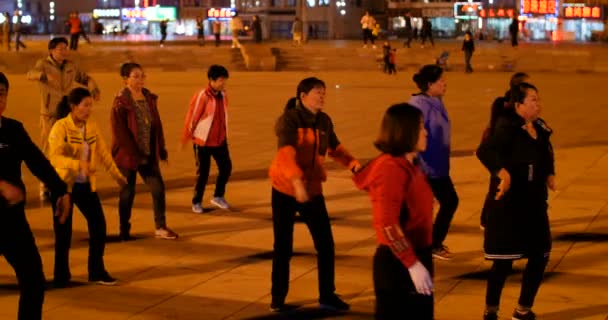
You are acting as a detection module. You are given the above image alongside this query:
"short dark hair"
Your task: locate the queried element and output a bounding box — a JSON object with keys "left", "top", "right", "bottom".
{"left": 413, "top": 64, "right": 443, "bottom": 93}
{"left": 374, "top": 103, "right": 423, "bottom": 156}
{"left": 120, "top": 62, "right": 143, "bottom": 78}
{"left": 48, "top": 37, "right": 68, "bottom": 50}
{"left": 56, "top": 88, "right": 92, "bottom": 120}
{"left": 509, "top": 82, "right": 538, "bottom": 106}
{"left": 284, "top": 77, "right": 326, "bottom": 110}
{"left": 509, "top": 72, "right": 530, "bottom": 88}
{"left": 208, "top": 65, "right": 229, "bottom": 81}
{"left": 0, "top": 72, "right": 9, "bottom": 91}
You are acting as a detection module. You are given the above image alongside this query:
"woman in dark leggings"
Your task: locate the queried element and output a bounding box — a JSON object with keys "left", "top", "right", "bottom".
{"left": 477, "top": 83, "right": 555, "bottom": 320}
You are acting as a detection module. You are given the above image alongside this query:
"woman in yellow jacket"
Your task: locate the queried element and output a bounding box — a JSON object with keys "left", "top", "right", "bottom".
{"left": 48, "top": 87, "right": 126, "bottom": 287}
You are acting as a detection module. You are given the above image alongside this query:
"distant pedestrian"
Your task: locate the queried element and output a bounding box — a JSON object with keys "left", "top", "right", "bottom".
{"left": 360, "top": 11, "right": 376, "bottom": 48}
{"left": 388, "top": 49, "right": 397, "bottom": 75}
{"left": 403, "top": 12, "right": 413, "bottom": 48}
{"left": 213, "top": 21, "right": 221, "bottom": 47}
{"left": 180, "top": 65, "right": 233, "bottom": 213}
{"left": 477, "top": 83, "right": 554, "bottom": 320}
{"left": 462, "top": 31, "right": 475, "bottom": 73}
{"left": 13, "top": 10, "right": 26, "bottom": 51}
{"left": 421, "top": 17, "right": 434, "bottom": 47}
{"left": 292, "top": 17, "right": 303, "bottom": 46}
{"left": 68, "top": 12, "right": 81, "bottom": 51}
{"left": 509, "top": 18, "right": 519, "bottom": 47}
{"left": 230, "top": 13, "right": 243, "bottom": 49}
{"left": 252, "top": 15, "right": 262, "bottom": 43}
{"left": 1, "top": 12, "right": 10, "bottom": 51}
{"left": 160, "top": 19, "right": 168, "bottom": 47}
{"left": 196, "top": 16, "right": 205, "bottom": 46}
{"left": 382, "top": 41, "right": 391, "bottom": 73}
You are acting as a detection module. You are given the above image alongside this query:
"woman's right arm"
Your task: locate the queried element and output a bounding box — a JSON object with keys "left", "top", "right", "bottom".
{"left": 476, "top": 118, "right": 512, "bottom": 175}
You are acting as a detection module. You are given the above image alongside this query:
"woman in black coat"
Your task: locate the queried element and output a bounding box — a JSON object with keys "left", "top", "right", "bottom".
{"left": 476, "top": 82, "right": 555, "bottom": 320}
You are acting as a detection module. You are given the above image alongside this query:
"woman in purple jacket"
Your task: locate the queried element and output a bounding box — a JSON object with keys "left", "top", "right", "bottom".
{"left": 408, "top": 64, "right": 458, "bottom": 261}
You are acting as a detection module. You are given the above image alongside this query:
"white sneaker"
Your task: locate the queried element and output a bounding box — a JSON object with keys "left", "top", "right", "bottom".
{"left": 192, "top": 203, "right": 203, "bottom": 213}
{"left": 210, "top": 197, "right": 230, "bottom": 210}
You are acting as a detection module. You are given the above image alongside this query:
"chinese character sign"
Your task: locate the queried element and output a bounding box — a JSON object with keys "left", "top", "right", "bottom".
{"left": 479, "top": 8, "right": 515, "bottom": 18}
{"left": 521, "top": 0, "right": 558, "bottom": 15}
{"left": 563, "top": 4, "right": 602, "bottom": 18}
{"left": 207, "top": 8, "right": 236, "bottom": 20}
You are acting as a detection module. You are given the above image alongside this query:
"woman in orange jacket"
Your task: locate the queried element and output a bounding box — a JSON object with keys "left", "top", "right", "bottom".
{"left": 48, "top": 87, "right": 126, "bottom": 287}
{"left": 268, "top": 77, "right": 361, "bottom": 312}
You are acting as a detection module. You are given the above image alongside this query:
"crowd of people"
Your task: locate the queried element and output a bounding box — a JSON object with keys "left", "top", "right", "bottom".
{"left": 0, "top": 34, "right": 555, "bottom": 320}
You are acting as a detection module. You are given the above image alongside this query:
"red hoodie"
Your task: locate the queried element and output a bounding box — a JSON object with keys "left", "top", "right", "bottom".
{"left": 353, "top": 154, "right": 434, "bottom": 268}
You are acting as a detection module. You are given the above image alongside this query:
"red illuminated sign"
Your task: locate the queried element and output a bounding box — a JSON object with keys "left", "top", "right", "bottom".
{"left": 521, "top": 0, "right": 558, "bottom": 15}
{"left": 563, "top": 3, "right": 602, "bottom": 18}
{"left": 479, "top": 8, "right": 515, "bottom": 18}
{"left": 206, "top": 8, "right": 236, "bottom": 20}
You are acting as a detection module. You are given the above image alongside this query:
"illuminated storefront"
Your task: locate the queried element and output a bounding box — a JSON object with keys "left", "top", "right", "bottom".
{"left": 520, "top": 0, "right": 559, "bottom": 40}
{"left": 559, "top": 3, "right": 604, "bottom": 41}
{"left": 454, "top": 2, "right": 482, "bottom": 36}
{"left": 121, "top": 6, "right": 177, "bottom": 35}
{"left": 93, "top": 8, "right": 122, "bottom": 34}
{"left": 479, "top": 7, "right": 515, "bottom": 40}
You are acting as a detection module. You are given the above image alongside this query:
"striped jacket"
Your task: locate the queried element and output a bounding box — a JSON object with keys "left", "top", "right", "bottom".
{"left": 48, "top": 115, "right": 124, "bottom": 192}
{"left": 181, "top": 85, "right": 228, "bottom": 146}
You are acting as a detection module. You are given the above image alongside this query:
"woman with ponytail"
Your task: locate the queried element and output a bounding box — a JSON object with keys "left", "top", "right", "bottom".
{"left": 48, "top": 87, "right": 126, "bottom": 287}
{"left": 268, "top": 77, "right": 361, "bottom": 313}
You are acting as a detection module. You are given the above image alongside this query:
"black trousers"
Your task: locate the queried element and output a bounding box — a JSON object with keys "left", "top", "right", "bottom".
{"left": 69, "top": 33, "right": 79, "bottom": 50}
{"left": 464, "top": 51, "right": 473, "bottom": 72}
{"left": 192, "top": 143, "right": 232, "bottom": 205}
{"left": 14, "top": 32, "right": 26, "bottom": 51}
{"left": 119, "top": 162, "right": 167, "bottom": 234}
{"left": 363, "top": 28, "right": 374, "bottom": 44}
{"left": 51, "top": 183, "right": 107, "bottom": 280}
{"left": 0, "top": 204, "right": 45, "bottom": 320}
{"left": 486, "top": 256, "right": 549, "bottom": 308}
{"left": 374, "top": 245, "right": 434, "bottom": 320}
{"left": 214, "top": 33, "right": 221, "bottom": 46}
{"left": 160, "top": 33, "right": 167, "bottom": 45}
{"left": 404, "top": 29, "right": 412, "bottom": 48}
{"left": 271, "top": 188, "right": 336, "bottom": 302}
{"left": 428, "top": 177, "right": 459, "bottom": 248}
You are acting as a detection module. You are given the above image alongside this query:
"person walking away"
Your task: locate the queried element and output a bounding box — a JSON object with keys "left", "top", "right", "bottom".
{"left": 0, "top": 71, "right": 71, "bottom": 320}
{"left": 404, "top": 12, "right": 413, "bottom": 48}
{"left": 27, "top": 37, "right": 100, "bottom": 200}
{"left": 360, "top": 11, "right": 376, "bottom": 48}
{"left": 388, "top": 49, "right": 397, "bottom": 75}
{"left": 252, "top": 15, "right": 262, "bottom": 43}
{"left": 477, "top": 83, "right": 555, "bottom": 320}
{"left": 382, "top": 41, "right": 391, "bottom": 73}
{"left": 196, "top": 16, "right": 205, "bottom": 46}
{"left": 292, "top": 17, "right": 303, "bottom": 47}
{"left": 13, "top": 10, "right": 26, "bottom": 51}
{"left": 462, "top": 31, "right": 475, "bottom": 73}
{"left": 421, "top": 18, "right": 434, "bottom": 47}
{"left": 160, "top": 19, "right": 168, "bottom": 47}
{"left": 230, "top": 13, "right": 243, "bottom": 48}
{"left": 213, "top": 21, "right": 221, "bottom": 47}
{"left": 353, "top": 103, "right": 435, "bottom": 320}
{"left": 180, "top": 65, "right": 233, "bottom": 212}
{"left": 408, "top": 65, "right": 459, "bottom": 261}
{"left": 269, "top": 77, "right": 361, "bottom": 312}
{"left": 111, "top": 62, "right": 178, "bottom": 241}
{"left": 509, "top": 18, "right": 519, "bottom": 47}
{"left": 68, "top": 12, "right": 81, "bottom": 51}
{"left": 48, "top": 88, "right": 127, "bottom": 287}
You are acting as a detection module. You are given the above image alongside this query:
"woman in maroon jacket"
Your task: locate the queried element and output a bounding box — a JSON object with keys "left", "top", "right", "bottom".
{"left": 111, "top": 62, "right": 177, "bottom": 241}
{"left": 353, "top": 103, "right": 434, "bottom": 320}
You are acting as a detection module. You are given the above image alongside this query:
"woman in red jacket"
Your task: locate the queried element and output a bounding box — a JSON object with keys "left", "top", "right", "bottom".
{"left": 353, "top": 103, "right": 434, "bottom": 320}
{"left": 268, "top": 77, "right": 360, "bottom": 313}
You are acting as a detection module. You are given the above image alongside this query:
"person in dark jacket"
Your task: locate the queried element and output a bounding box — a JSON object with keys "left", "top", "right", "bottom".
{"left": 509, "top": 18, "right": 519, "bottom": 47}
{"left": 408, "top": 65, "right": 458, "bottom": 261}
{"left": 252, "top": 15, "right": 262, "bottom": 43}
{"left": 477, "top": 83, "right": 554, "bottom": 320}
{"left": 480, "top": 72, "right": 530, "bottom": 229}
{"left": 160, "top": 19, "right": 168, "bottom": 47}
{"left": 111, "top": 63, "right": 177, "bottom": 241}
{"left": 0, "top": 72, "right": 71, "bottom": 320}
{"left": 196, "top": 16, "right": 205, "bottom": 46}
{"left": 462, "top": 31, "right": 475, "bottom": 73}
{"left": 353, "top": 103, "right": 434, "bottom": 320}
{"left": 268, "top": 77, "right": 361, "bottom": 313}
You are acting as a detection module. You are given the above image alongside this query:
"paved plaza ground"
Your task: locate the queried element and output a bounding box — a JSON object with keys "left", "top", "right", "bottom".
{"left": 0, "top": 60, "right": 606, "bottom": 319}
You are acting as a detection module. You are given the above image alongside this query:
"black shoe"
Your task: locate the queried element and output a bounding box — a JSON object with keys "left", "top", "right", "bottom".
{"left": 52, "top": 278, "right": 72, "bottom": 289}
{"left": 319, "top": 294, "right": 350, "bottom": 311}
{"left": 119, "top": 232, "right": 134, "bottom": 241}
{"left": 512, "top": 309, "right": 536, "bottom": 320}
{"left": 484, "top": 311, "right": 498, "bottom": 320}
{"left": 89, "top": 273, "right": 117, "bottom": 286}
{"left": 269, "top": 301, "right": 299, "bottom": 313}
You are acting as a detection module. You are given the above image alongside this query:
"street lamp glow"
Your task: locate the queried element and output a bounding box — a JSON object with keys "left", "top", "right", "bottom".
{"left": 50, "top": 2, "right": 55, "bottom": 8}
{"left": 340, "top": 9, "right": 346, "bottom": 15}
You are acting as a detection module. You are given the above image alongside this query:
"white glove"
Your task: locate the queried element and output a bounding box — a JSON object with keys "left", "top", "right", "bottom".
{"left": 407, "top": 260, "right": 433, "bottom": 296}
